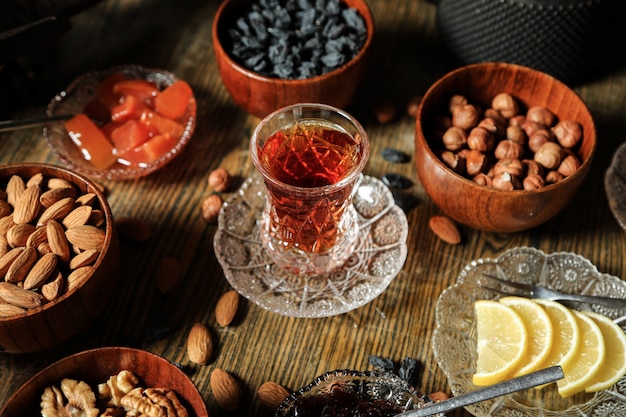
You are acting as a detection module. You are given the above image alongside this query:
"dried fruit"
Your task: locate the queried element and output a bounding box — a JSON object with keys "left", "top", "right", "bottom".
{"left": 381, "top": 147, "right": 410, "bottom": 163}
{"left": 215, "top": 290, "right": 240, "bottom": 326}
{"left": 186, "top": 322, "right": 214, "bottom": 365}
{"left": 257, "top": 381, "right": 290, "bottom": 409}
{"left": 428, "top": 215, "right": 461, "bottom": 245}
{"left": 210, "top": 368, "right": 243, "bottom": 411}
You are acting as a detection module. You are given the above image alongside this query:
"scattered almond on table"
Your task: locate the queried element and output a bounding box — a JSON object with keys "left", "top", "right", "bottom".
{"left": 215, "top": 289, "right": 240, "bottom": 326}
{"left": 428, "top": 215, "right": 462, "bottom": 245}
{"left": 257, "top": 381, "right": 291, "bottom": 409}
{"left": 210, "top": 368, "right": 243, "bottom": 411}
{"left": 186, "top": 322, "right": 214, "bottom": 365}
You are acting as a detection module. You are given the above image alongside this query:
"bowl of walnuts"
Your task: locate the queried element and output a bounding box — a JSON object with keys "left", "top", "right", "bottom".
{"left": 415, "top": 62, "right": 596, "bottom": 233}
{"left": 0, "top": 347, "right": 207, "bottom": 417}
{"left": 0, "top": 163, "right": 119, "bottom": 353}
{"left": 212, "top": 0, "right": 374, "bottom": 118}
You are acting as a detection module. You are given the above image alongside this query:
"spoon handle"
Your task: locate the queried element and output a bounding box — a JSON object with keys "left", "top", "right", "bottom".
{"left": 398, "top": 366, "right": 564, "bottom": 417}
{"left": 0, "top": 114, "right": 73, "bottom": 132}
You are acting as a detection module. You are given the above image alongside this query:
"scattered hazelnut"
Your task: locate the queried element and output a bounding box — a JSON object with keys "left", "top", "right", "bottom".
{"left": 491, "top": 92, "right": 519, "bottom": 118}
{"left": 201, "top": 194, "right": 223, "bottom": 223}
{"left": 374, "top": 102, "right": 397, "bottom": 124}
{"left": 552, "top": 120, "right": 582, "bottom": 149}
{"left": 406, "top": 96, "right": 422, "bottom": 118}
{"left": 208, "top": 168, "right": 232, "bottom": 192}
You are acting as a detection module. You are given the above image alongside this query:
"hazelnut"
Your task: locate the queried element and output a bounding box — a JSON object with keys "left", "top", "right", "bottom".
{"left": 465, "top": 150, "right": 488, "bottom": 177}
{"left": 491, "top": 93, "right": 519, "bottom": 118}
{"left": 467, "top": 126, "right": 495, "bottom": 152}
{"left": 478, "top": 117, "right": 505, "bottom": 139}
{"left": 492, "top": 171, "right": 521, "bottom": 190}
{"left": 473, "top": 173, "right": 493, "bottom": 187}
{"left": 509, "top": 115, "right": 526, "bottom": 127}
{"left": 526, "top": 106, "right": 555, "bottom": 127}
{"left": 522, "top": 120, "right": 545, "bottom": 138}
{"left": 406, "top": 96, "right": 422, "bottom": 118}
{"left": 552, "top": 120, "right": 582, "bottom": 149}
{"left": 484, "top": 108, "right": 508, "bottom": 128}
{"left": 374, "top": 102, "right": 397, "bottom": 124}
{"left": 448, "top": 95, "right": 468, "bottom": 113}
{"left": 522, "top": 159, "right": 544, "bottom": 177}
{"left": 557, "top": 153, "right": 581, "bottom": 177}
{"left": 493, "top": 158, "right": 524, "bottom": 178}
{"left": 534, "top": 142, "right": 564, "bottom": 170}
{"left": 440, "top": 150, "right": 466, "bottom": 174}
{"left": 523, "top": 173, "right": 545, "bottom": 190}
{"left": 201, "top": 194, "right": 223, "bottom": 223}
{"left": 528, "top": 129, "right": 552, "bottom": 153}
{"left": 506, "top": 125, "right": 527, "bottom": 146}
{"left": 494, "top": 139, "right": 524, "bottom": 160}
{"left": 442, "top": 126, "right": 468, "bottom": 152}
{"left": 452, "top": 104, "right": 480, "bottom": 130}
{"left": 546, "top": 170, "right": 565, "bottom": 184}
{"left": 208, "top": 168, "right": 232, "bottom": 192}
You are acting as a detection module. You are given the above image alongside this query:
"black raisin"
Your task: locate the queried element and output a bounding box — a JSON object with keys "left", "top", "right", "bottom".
{"left": 381, "top": 147, "right": 410, "bottom": 163}
{"left": 381, "top": 173, "right": 413, "bottom": 189}
{"left": 398, "top": 357, "right": 419, "bottom": 386}
{"left": 392, "top": 190, "right": 419, "bottom": 212}
{"left": 369, "top": 354, "right": 395, "bottom": 372}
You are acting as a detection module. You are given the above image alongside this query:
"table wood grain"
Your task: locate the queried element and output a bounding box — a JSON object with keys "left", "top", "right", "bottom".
{"left": 1, "top": 0, "right": 625, "bottom": 415}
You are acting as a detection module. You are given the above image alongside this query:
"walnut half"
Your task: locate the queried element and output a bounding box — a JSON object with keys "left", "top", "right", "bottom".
{"left": 40, "top": 378, "right": 99, "bottom": 417}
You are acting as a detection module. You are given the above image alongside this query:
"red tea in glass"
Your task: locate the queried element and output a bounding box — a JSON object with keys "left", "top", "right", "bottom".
{"left": 251, "top": 104, "right": 369, "bottom": 275}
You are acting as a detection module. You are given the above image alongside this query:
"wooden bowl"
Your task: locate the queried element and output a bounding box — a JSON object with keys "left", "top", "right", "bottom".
{"left": 212, "top": 0, "right": 374, "bottom": 119}
{"left": 415, "top": 62, "right": 596, "bottom": 233}
{"left": 0, "top": 163, "right": 119, "bottom": 353}
{"left": 0, "top": 347, "right": 208, "bottom": 417}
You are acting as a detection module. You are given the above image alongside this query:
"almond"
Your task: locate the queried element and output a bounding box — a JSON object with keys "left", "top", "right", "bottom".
{"left": 428, "top": 215, "right": 462, "bottom": 245}
{"left": 47, "top": 220, "right": 71, "bottom": 263}
{"left": 89, "top": 209, "right": 105, "bottom": 227}
{"left": 0, "top": 214, "right": 15, "bottom": 236}
{"left": 37, "top": 197, "right": 76, "bottom": 226}
{"left": 115, "top": 216, "right": 151, "bottom": 242}
{"left": 155, "top": 257, "right": 182, "bottom": 294}
{"left": 6, "top": 175, "right": 25, "bottom": 206}
{"left": 187, "top": 322, "right": 214, "bottom": 365}
{"left": 62, "top": 205, "right": 93, "bottom": 229}
{"left": 0, "top": 236, "right": 8, "bottom": 257}
{"left": 76, "top": 192, "right": 97, "bottom": 206}
{"left": 257, "top": 381, "right": 290, "bottom": 409}
{"left": 25, "top": 225, "right": 48, "bottom": 248}
{"left": 66, "top": 266, "right": 92, "bottom": 292}
{"left": 6, "top": 223, "right": 36, "bottom": 247}
{"left": 210, "top": 368, "right": 243, "bottom": 411}
{"left": 13, "top": 185, "right": 41, "bottom": 224}
{"left": 65, "top": 225, "right": 106, "bottom": 251}
{"left": 41, "top": 271, "right": 64, "bottom": 301}
{"left": 0, "top": 200, "right": 12, "bottom": 218}
{"left": 69, "top": 249, "right": 99, "bottom": 269}
{"left": 5, "top": 246, "right": 38, "bottom": 283}
{"left": 0, "top": 282, "right": 43, "bottom": 308}
{"left": 215, "top": 290, "right": 240, "bottom": 327}
{"left": 40, "top": 186, "right": 78, "bottom": 208}
{"left": 47, "top": 177, "right": 75, "bottom": 190}
{"left": 26, "top": 172, "right": 44, "bottom": 188}
{"left": 0, "top": 302, "right": 26, "bottom": 317}
{"left": 0, "top": 247, "right": 24, "bottom": 276}
{"left": 23, "top": 252, "right": 58, "bottom": 290}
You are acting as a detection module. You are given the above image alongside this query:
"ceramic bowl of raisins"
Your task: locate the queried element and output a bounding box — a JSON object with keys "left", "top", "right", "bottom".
{"left": 0, "top": 163, "right": 120, "bottom": 353}
{"left": 43, "top": 64, "right": 197, "bottom": 181}
{"left": 0, "top": 346, "right": 207, "bottom": 417}
{"left": 212, "top": 0, "right": 374, "bottom": 119}
{"left": 275, "top": 369, "right": 439, "bottom": 417}
{"left": 414, "top": 62, "right": 596, "bottom": 233}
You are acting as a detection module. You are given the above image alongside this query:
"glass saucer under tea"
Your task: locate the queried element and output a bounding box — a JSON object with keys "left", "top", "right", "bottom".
{"left": 214, "top": 174, "right": 408, "bottom": 318}
{"left": 433, "top": 246, "right": 626, "bottom": 417}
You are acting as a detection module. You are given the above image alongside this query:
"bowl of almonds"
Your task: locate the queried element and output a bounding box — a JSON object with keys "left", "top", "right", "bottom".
{"left": 415, "top": 62, "right": 596, "bottom": 233}
{"left": 0, "top": 163, "right": 119, "bottom": 353}
{"left": 0, "top": 346, "right": 207, "bottom": 417}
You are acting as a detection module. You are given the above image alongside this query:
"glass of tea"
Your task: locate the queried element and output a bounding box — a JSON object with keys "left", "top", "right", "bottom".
{"left": 250, "top": 103, "right": 370, "bottom": 275}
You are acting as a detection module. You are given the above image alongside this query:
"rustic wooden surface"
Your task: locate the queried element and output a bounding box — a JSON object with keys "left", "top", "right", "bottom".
{"left": 1, "top": 0, "right": 626, "bottom": 416}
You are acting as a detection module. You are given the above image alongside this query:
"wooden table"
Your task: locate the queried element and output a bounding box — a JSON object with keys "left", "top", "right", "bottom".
{"left": 1, "top": 0, "right": 625, "bottom": 415}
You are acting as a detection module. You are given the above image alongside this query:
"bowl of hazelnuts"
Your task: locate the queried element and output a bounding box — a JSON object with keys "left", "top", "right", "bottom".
{"left": 415, "top": 62, "right": 596, "bottom": 233}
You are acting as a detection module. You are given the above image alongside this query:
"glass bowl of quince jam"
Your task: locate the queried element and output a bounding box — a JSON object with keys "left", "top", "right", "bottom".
{"left": 275, "top": 370, "right": 438, "bottom": 417}
{"left": 44, "top": 64, "right": 196, "bottom": 181}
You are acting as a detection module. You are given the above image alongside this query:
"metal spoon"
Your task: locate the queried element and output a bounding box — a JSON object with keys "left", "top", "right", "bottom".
{"left": 397, "top": 366, "right": 564, "bottom": 417}
{"left": 0, "top": 114, "right": 73, "bottom": 132}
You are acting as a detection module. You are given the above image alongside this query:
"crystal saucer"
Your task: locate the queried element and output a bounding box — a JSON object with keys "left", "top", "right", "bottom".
{"left": 214, "top": 174, "right": 408, "bottom": 318}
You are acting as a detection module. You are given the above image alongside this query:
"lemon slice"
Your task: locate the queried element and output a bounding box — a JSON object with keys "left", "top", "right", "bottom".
{"left": 499, "top": 296, "right": 554, "bottom": 376}
{"left": 533, "top": 299, "right": 580, "bottom": 373}
{"left": 473, "top": 300, "right": 528, "bottom": 386}
{"left": 583, "top": 311, "right": 626, "bottom": 393}
{"left": 557, "top": 310, "right": 606, "bottom": 398}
